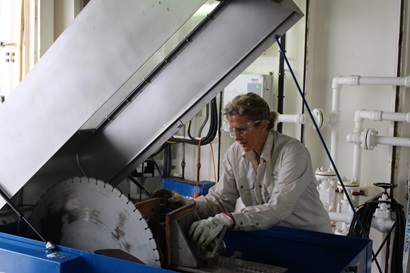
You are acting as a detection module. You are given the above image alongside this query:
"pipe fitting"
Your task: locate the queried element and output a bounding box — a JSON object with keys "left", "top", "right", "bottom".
{"left": 346, "top": 132, "right": 361, "bottom": 144}
{"left": 357, "top": 109, "right": 383, "bottom": 121}
{"left": 328, "top": 211, "right": 352, "bottom": 224}
{"left": 347, "top": 129, "right": 379, "bottom": 150}
{"left": 354, "top": 110, "right": 363, "bottom": 122}
{"left": 406, "top": 112, "right": 410, "bottom": 123}
{"left": 350, "top": 75, "right": 360, "bottom": 86}
{"left": 371, "top": 217, "right": 395, "bottom": 233}
{"left": 331, "top": 77, "right": 341, "bottom": 89}
{"left": 332, "top": 75, "right": 360, "bottom": 88}
{"left": 312, "top": 108, "right": 324, "bottom": 129}
{"left": 364, "top": 128, "right": 378, "bottom": 150}
{"left": 278, "top": 114, "right": 306, "bottom": 124}
{"left": 370, "top": 110, "right": 383, "bottom": 121}
{"left": 405, "top": 76, "right": 410, "bottom": 87}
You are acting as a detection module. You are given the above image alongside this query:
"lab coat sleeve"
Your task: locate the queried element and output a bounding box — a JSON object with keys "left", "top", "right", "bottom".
{"left": 231, "top": 144, "right": 315, "bottom": 231}
{"left": 194, "top": 150, "right": 239, "bottom": 218}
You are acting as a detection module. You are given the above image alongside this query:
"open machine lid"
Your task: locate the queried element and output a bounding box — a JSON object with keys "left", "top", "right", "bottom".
{"left": 0, "top": 0, "right": 303, "bottom": 208}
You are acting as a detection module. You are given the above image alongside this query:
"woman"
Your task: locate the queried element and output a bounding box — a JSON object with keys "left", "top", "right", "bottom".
{"left": 189, "top": 93, "right": 332, "bottom": 248}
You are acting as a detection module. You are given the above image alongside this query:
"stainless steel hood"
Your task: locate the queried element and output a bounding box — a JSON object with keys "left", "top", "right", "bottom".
{"left": 0, "top": 0, "right": 303, "bottom": 208}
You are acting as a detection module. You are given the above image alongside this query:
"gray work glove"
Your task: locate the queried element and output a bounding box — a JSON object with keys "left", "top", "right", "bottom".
{"left": 189, "top": 213, "right": 234, "bottom": 248}
{"left": 152, "top": 189, "right": 194, "bottom": 210}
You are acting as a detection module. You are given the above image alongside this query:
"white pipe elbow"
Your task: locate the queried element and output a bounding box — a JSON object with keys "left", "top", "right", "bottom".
{"left": 331, "top": 77, "right": 340, "bottom": 89}
{"left": 354, "top": 110, "right": 362, "bottom": 122}
{"left": 353, "top": 110, "right": 365, "bottom": 133}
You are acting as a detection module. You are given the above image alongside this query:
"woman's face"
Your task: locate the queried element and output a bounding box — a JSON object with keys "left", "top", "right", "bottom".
{"left": 227, "top": 115, "right": 268, "bottom": 154}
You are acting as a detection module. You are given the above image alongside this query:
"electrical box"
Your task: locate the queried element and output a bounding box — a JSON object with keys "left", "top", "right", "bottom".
{"left": 222, "top": 74, "right": 273, "bottom": 132}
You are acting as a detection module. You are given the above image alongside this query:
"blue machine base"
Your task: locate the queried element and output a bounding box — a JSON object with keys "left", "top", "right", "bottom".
{"left": 0, "top": 225, "right": 371, "bottom": 273}
{"left": 0, "top": 232, "right": 175, "bottom": 273}
{"left": 224, "top": 226, "right": 372, "bottom": 273}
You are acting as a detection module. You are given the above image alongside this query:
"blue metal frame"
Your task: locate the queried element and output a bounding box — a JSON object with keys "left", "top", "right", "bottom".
{"left": 223, "top": 226, "right": 372, "bottom": 273}
{"left": 162, "top": 177, "right": 215, "bottom": 198}
{"left": 0, "top": 232, "right": 175, "bottom": 273}
{"left": 0, "top": 224, "right": 372, "bottom": 273}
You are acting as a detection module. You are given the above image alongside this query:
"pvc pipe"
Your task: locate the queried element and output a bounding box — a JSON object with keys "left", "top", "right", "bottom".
{"left": 351, "top": 144, "right": 362, "bottom": 181}
{"left": 328, "top": 211, "right": 352, "bottom": 224}
{"left": 330, "top": 85, "right": 341, "bottom": 162}
{"left": 358, "top": 110, "right": 410, "bottom": 123}
{"left": 380, "top": 112, "right": 410, "bottom": 123}
{"left": 358, "top": 110, "right": 383, "bottom": 121}
{"left": 278, "top": 112, "right": 337, "bottom": 128}
{"left": 331, "top": 76, "right": 410, "bottom": 121}
{"left": 331, "top": 75, "right": 410, "bottom": 183}
{"left": 345, "top": 132, "right": 362, "bottom": 181}
{"left": 373, "top": 136, "right": 410, "bottom": 147}
{"left": 358, "top": 76, "right": 410, "bottom": 87}
{"left": 349, "top": 111, "right": 364, "bottom": 181}
{"left": 330, "top": 130, "right": 338, "bottom": 163}
{"left": 333, "top": 75, "right": 410, "bottom": 88}
{"left": 317, "top": 75, "right": 410, "bottom": 223}
{"left": 346, "top": 132, "right": 360, "bottom": 145}
{"left": 347, "top": 129, "right": 410, "bottom": 148}
{"left": 331, "top": 75, "right": 410, "bottom": 134}
{"left": 278, "top": 114, "right": 306, "bottom": 124}
{"left": 346, "top": 109, "right": 410, "bottom": 189}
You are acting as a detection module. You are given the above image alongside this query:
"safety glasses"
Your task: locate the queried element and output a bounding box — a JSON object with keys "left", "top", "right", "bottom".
{"left": 229, "top": 120, "right": 261, "bottom": 138}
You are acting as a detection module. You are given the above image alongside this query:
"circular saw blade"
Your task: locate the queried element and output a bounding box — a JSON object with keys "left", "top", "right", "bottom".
{"left": 29, "top": 176, "right": 160, "bottom": 267}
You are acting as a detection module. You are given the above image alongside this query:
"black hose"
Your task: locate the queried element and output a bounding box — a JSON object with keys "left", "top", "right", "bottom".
{"left": 170, "top": 97, "right": 218, "bottom": 146}
{"left": 163, "top": 144, "right": 172, "bottom": 178}
{"left": 147, "top": 156, "right": 163, "bottom": 179}
{"left": 149, "top": 97, "right": 218, "bottom": 179}
{"left": 348, "top": 192, "right": 405, "bottom": 273}
{"left": 277, "top": 35, "right": 286, "bottom": 133}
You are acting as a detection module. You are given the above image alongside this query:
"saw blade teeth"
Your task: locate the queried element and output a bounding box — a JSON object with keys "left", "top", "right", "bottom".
{"left": 29, "top": 176, "right": 161, "bottom": 268}
{"left": 72, "top": 176, "right": 81, "bottom": 183}
{"left": 88, "top": 177, "right": 97, "bottom": 184}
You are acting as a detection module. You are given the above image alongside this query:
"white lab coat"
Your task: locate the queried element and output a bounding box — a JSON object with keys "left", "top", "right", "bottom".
{"left": 195, "top": 130, "right": 332, "bottom": 233}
